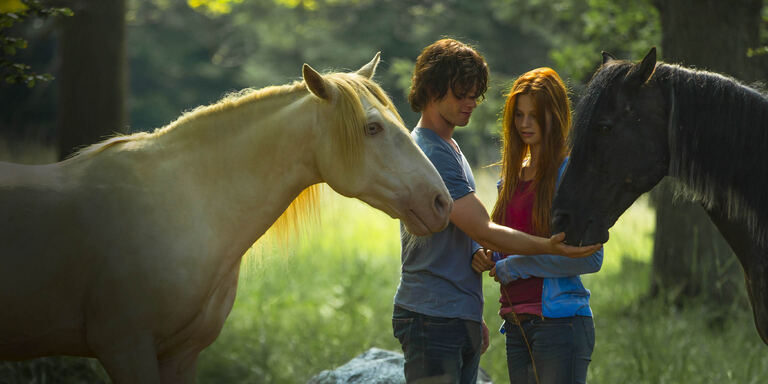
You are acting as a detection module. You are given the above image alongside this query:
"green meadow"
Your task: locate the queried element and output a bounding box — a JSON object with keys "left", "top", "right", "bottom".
{"left": 195, "top": 170, "right": 768, "bottom": 383}
{"left": 1, "top": 170, "right": 766, "bottom": 383}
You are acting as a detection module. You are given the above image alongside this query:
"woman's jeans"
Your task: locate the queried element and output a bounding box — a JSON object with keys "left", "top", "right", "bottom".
{"left": 392, "top": 306, "right": 483, "bottom": 384}
{"left": 504, "top": 316, "right": 595, "bottom": 384}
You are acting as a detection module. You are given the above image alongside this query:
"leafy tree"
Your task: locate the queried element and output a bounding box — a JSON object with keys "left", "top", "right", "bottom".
{"left": 1, "top": 0, "right": 71, "bottom": 144}
{"left": 187, "top": 0, "right": 244, "bottom": 14}
{"left": 489, "top": 0, "right": 660, "bottom": 85}
{"left": 127, "top": 0, "right": 553, "bottom": 166}
{"left": 0, "top": 0, "right": 71, "bottom": 87}
{"left": 125, "top": 0, "right": 244, "bottom": 132}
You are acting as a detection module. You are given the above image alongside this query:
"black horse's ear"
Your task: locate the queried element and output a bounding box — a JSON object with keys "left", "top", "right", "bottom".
{"left": 601, "top": 51, "right": 618, "bottom": 64}
{"left": 625, "top": 47, "right": 657, "bottom": 88}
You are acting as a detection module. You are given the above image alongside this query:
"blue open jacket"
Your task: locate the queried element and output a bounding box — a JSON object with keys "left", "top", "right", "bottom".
{"left": 493, "top": 158, "right": 604, "bottom": 318}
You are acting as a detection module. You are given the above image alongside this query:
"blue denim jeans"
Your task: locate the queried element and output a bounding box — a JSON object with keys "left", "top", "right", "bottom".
{"left": 504, "top": 316, "right": 595, "bottom": 384}
{"left": 392, "top": 306, "right": 483, "bottom": 384}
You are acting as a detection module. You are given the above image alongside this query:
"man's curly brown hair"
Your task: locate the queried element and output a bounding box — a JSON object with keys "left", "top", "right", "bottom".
{"left": 408, "top": 39, "right": 489, "bottom": 112}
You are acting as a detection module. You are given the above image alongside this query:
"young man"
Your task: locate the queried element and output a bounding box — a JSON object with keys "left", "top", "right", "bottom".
{"left": 392, "top": 39, "right": 601, "bottom": 383}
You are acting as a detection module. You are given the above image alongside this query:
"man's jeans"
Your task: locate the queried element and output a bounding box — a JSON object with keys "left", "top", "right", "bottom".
{"left": 392, "top": 306, "right": 483, "bottom": 384}
{"left": 504, "top": 316, "right": 595, "bottom": 384}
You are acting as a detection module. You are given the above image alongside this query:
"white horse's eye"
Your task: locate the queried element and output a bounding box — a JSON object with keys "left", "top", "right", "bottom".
{"left": 365, "top": 123, "right": 383, "bottom": 136}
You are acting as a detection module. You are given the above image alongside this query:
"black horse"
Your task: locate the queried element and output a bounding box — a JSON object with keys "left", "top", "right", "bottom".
{"left": 551, "top": 47, "right": 768, "bottom": 344}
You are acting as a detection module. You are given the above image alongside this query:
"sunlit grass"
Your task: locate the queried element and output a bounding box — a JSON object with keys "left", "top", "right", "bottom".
{"left": 198, "top": 187, "right": 404, "bottom": 383}
{"left": 199, "top": 170, "right": 768, "bottom": 383}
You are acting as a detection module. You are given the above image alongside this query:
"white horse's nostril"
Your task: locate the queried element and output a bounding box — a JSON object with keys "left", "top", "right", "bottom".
{"left": 434, "top": 193, "right": 450, "bottom": 216}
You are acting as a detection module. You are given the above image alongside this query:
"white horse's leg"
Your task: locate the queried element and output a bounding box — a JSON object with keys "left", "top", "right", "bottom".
{"left": 93, "top": 334, "right": 161, "bottom": 384}
{"left": 159, "top": 350, "right": 200, "bottom": 384}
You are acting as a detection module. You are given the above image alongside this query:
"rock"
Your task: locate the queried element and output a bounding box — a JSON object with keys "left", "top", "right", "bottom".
{"left": 307, "top": 347, "right": 493, "bottom": 384}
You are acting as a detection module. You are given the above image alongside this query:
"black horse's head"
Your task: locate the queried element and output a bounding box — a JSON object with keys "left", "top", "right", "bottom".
{"left": 552, "top": 48, "right": 671, "bottom": 245}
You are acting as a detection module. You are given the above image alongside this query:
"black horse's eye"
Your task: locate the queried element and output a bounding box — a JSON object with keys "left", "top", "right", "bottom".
{"left": 597, "top": 124, "right": 612, "bottom": 133}
{"left": 365, "top": 122, "right": 383, "bottom": 136}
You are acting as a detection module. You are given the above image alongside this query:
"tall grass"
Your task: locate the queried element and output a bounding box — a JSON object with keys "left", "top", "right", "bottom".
{"left": 196, "top": 169, "right": 768, "bottom": 383}
{"left": 1, "top": 169, "right": 766, "bottom": 383}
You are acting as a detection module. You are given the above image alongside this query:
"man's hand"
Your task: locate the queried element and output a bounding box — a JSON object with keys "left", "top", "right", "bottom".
{"left": 481, "top": 319, "right": 490, "bottom": 354}
{"left": 549, "top": 232, "right": 603, "bottom": 258}
{"left": 471, "top": 248, "right": 496, "bottom": 274}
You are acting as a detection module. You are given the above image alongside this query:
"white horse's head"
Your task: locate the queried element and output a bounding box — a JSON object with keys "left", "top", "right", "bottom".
{"left": 302, "top": 53, "right": 452, "bottom": 236}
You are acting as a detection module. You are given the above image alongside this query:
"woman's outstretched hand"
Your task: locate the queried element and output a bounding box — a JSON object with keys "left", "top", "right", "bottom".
{"left": 549, "top": 232, "right": 602, "bottom": 258}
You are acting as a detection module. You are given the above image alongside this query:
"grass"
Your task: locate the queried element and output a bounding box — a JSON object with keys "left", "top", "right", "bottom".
{"left": 1, "top": 166, "right": 766, "bottom": 383}
{"left": 196, "top": 170, "right": 768, "bottom": 383}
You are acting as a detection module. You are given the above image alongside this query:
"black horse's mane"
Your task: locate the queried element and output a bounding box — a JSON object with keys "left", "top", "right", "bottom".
{"left": 657, "top": 63, "right": 768, "bottom": 246}
{"left": 575, "top": 60, "right": 768, "bottom": 247}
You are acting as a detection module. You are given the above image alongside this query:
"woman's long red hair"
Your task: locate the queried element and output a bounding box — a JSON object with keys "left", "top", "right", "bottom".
{"left": 491, "top": 68, "right": 571, "bottom": 236}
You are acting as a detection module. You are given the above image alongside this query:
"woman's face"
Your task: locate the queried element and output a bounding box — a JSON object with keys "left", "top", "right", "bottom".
{"left": 514, "top": 93, "right": 543, "bottom": 147}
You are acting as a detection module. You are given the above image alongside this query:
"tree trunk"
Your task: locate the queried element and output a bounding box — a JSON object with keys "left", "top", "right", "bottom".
{"left": 650, "top": 0, "right": 763, "bottom": 304}
{"left": 649, "top": 180, "right": 744, "bottom": 303}
{"left": 57, "top": 0, "right": 126, "bottom": 159}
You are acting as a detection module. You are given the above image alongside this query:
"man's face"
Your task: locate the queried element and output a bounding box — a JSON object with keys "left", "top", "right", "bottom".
{"left": 433, "top": 87, "right": 478, "bottom": 127}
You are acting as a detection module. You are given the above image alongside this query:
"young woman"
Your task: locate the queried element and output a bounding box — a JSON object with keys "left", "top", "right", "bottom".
{"left": 472, "top": 67, "right": 603, "bottom": 384}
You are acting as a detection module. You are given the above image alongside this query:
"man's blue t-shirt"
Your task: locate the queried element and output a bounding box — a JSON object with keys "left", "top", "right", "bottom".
{"left": 394, "top": 127, "right": 483, "bottom": 323}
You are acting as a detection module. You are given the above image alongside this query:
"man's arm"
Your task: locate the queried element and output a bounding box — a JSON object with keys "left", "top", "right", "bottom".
{"left": 450, "top": 192, "right": 600, "bottom": 258}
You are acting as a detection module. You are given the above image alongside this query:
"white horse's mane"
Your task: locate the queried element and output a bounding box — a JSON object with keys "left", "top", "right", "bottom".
{"left": 66, "top": 81, "right": 308, "bottom": 160}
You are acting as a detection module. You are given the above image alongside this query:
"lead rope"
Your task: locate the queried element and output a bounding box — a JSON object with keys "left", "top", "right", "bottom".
{"left": 500, "top": 286, "right": 542, "bottom": 384}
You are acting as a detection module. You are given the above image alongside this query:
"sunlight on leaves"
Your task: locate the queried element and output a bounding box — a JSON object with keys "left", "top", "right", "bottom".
{"left": 747, "top": 46, "right": 768, "bottom": 57}
{"left": 273, "top": 0, "right": 318, "bottom": 10}
{"left": 0, "top": 0, "right": 27, "bottom": 14}
{"left": 187, "top": 0, "right": 243, "bottom": 14}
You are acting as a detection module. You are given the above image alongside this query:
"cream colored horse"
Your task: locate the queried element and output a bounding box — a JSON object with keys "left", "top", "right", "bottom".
{"left": 0, "top": 54, "right": 451, "bottom": 383}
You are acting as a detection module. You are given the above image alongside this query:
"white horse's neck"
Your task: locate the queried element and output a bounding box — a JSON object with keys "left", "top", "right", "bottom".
{"left": 106, "top": 88, "right": 323, "bottom": 263}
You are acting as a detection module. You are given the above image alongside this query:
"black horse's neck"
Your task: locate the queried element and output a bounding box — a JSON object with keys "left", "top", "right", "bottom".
{"left": 654, "top": 63, "right": 768, "bottom": 247}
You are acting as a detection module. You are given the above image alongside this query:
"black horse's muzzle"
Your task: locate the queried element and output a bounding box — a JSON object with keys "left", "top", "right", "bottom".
{"left": 552, "top": 209, "right": 609, "bottom": 246}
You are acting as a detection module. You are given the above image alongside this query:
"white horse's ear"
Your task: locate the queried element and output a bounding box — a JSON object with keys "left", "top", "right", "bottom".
{"left": 356, "top": 52, "right": 381, "bottom": 79}
{"left": 303, "top": 63, "right": 329, "bottom": 100}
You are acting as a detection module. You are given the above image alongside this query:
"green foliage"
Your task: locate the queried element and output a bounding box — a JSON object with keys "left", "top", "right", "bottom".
{"left": 125, "top": 0, "right": 246, "bottom": 131}
{"left": 490, "top": 0, "right": 660, "bottom": 84}
{"left": 120, "top": 0, "right": 662, "bottom": 163}
{"left": 760, "top": 1, "right": 768, "bottom": 56}
{"left": 0, "top": 0, "right": 71, "bottom": 87}
{"left": 187, "top": 0, "right": 244, "bottom": 15}
{"left": 0, "top": 0, "right": 27, "bottom": 14}
{"left": 750, "top": 3, "right": 768, "bottom": 58}
{"left": 124, "top": 0, "right": 553, "bottom": 164}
